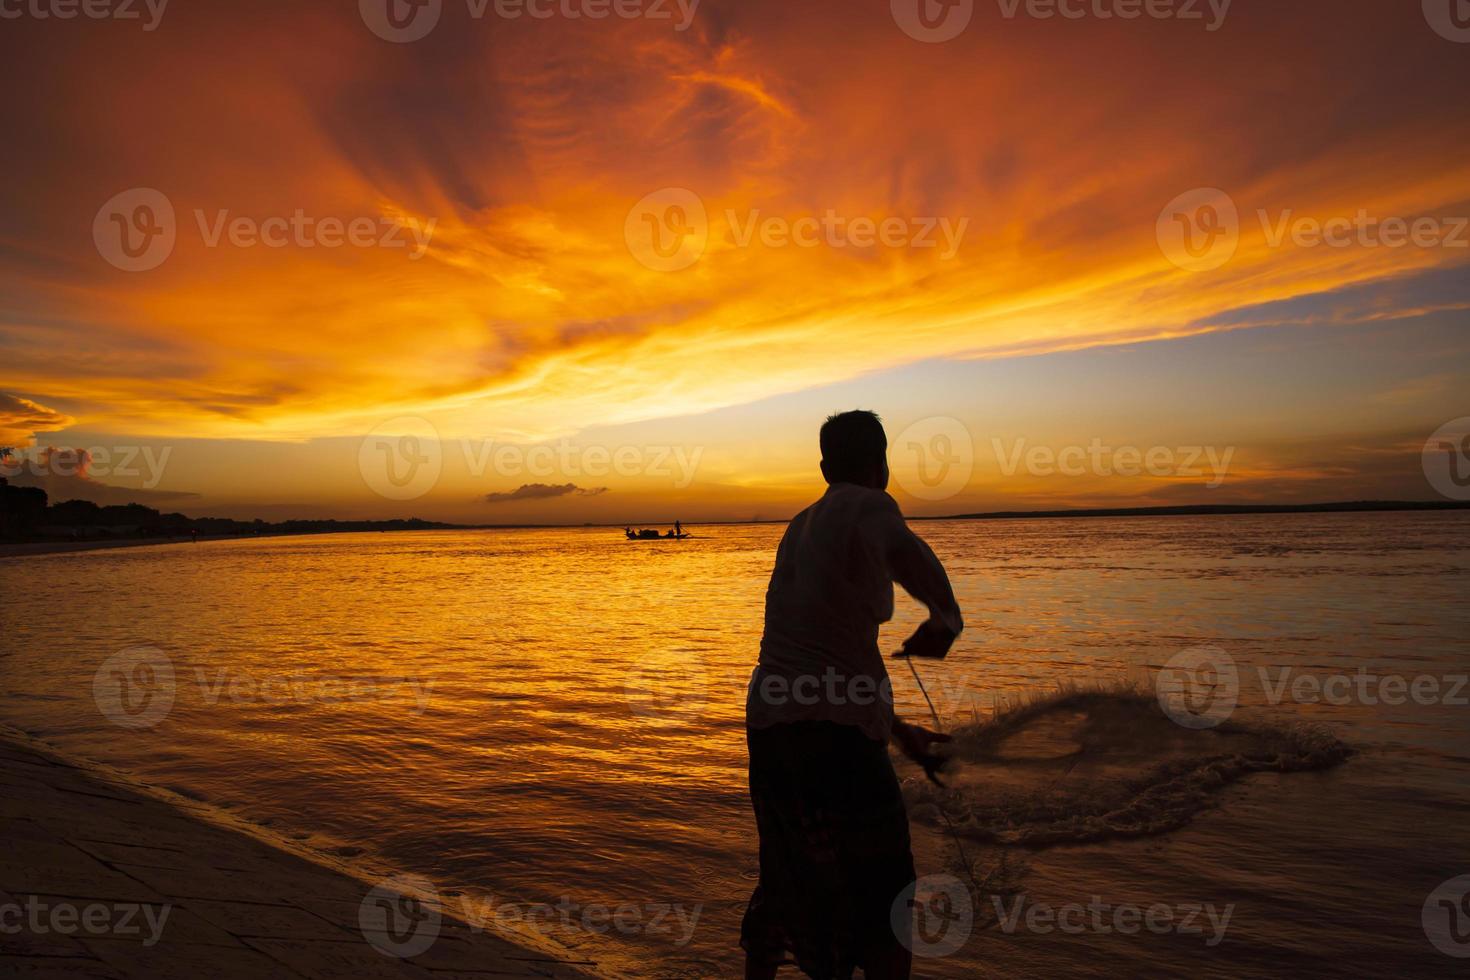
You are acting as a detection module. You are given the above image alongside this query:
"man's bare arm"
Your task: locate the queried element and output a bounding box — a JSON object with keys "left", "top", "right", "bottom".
{"left": 882, "top": 516, "right": 963, "bottom": 658}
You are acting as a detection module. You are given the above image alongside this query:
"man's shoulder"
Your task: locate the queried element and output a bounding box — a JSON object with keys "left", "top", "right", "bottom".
{"left": 826, "top": 483, "right": 904, "bottom": 519}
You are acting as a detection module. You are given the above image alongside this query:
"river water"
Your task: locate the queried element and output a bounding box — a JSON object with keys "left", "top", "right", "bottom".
{"left": 2, "top": 512, "right": 1468, "bottom": 976}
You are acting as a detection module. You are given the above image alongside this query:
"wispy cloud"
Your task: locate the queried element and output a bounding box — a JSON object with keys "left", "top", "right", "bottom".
{"left": 1, "top": 1, "right": 1465, "bottom": 522}
{"left": 3, "top": 2, "right": 1465, "bottom": 446}
{"left": 484, "top": 483, "right": 609, "bottom": 504}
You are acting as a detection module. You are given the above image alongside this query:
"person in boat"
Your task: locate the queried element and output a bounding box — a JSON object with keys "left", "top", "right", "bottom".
{"left": 625, "top": 526, "right": 636, "bottom": 540}
{"left": 742, "top": 410, "right": 963, "bottom": 980}
{"left": 675, "top": 520, "right": 683, "bottom": 538}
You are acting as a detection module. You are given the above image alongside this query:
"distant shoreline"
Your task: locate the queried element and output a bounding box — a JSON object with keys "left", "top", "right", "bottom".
{"left": 553, "top": 499, "right": 1470, "bottom": 527}
{"left": 4, "top": 499, "right": 1467, "bottom": 557}
{"left": 924, "top": 499, "right": 1470, "bottom": 522}
{"left": 476, "top": 499, "right": 1470, "bottom": 528}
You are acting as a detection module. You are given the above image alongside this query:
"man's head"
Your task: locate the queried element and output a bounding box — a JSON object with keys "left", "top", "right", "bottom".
{"left": 819, "top": 410, "right": 889, "bottom": 490}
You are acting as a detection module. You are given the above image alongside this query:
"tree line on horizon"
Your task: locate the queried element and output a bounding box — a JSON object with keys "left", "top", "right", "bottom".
{"left": 0, "top": 478, "right": 450, "bottom": 541}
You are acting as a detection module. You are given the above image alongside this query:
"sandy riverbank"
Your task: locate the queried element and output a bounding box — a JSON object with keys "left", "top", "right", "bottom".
{"left": 0, "top": 726, "right": 601, "bottom": 978}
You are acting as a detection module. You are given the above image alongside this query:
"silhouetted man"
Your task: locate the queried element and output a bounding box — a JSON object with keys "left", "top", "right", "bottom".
{"left": 742, "top": 410, "right": 963, "bottom": 980}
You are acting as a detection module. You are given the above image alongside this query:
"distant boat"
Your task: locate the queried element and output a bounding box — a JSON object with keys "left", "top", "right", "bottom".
{"left": 624, "top": 527, "right": 690, "bottom": 540}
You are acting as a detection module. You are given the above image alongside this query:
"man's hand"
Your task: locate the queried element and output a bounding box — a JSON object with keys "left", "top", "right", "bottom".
{"left": 893, "top": 618, "right": 957, "bottom": 660}
{"left": 891, "top": 719, "right": 953, "bottom": 786}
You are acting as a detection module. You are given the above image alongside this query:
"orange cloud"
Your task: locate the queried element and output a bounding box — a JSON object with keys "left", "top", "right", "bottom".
{"left": 1, "top": 0, "right": 1466, "bottom": 469}
{"left": 0, "top": 394, "right": 74, "bottom": 447}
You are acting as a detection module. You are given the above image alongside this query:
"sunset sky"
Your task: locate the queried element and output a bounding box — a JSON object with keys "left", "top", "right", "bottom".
{"left": 2, "top": 0, "right": 1468, "bottom": 523}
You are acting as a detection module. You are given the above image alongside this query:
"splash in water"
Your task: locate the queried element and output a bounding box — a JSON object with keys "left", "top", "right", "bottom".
{"left": 905, "top": 686, "right": 1352, "bottom": 848}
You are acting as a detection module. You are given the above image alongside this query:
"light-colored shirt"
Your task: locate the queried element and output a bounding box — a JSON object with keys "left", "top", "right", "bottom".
{"left": 746, "top": 482, "right": 964, "bottom": 741}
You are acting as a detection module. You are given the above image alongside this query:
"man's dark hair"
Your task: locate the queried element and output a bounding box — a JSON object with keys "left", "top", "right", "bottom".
{"left": 819, "top": 410, "right": 887, "bottom": 484}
